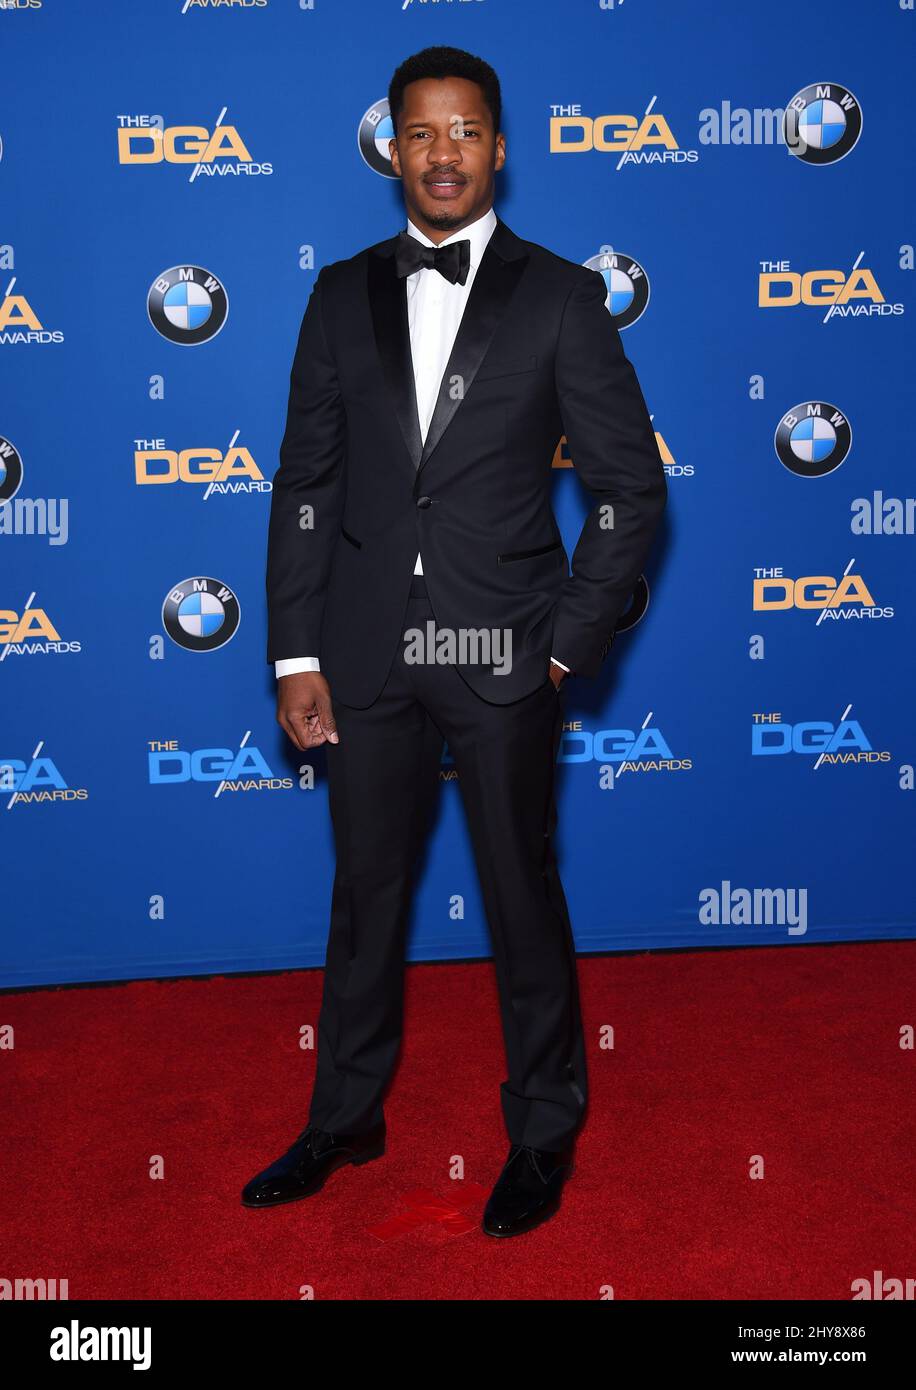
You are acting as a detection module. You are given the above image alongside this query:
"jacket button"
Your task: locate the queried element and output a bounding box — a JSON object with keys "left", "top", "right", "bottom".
{"left": 416, "top": 495, "right": 432, "bottom": 509}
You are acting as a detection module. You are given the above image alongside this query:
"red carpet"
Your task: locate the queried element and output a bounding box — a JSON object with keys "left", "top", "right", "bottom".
{"left": 2, "top": 943, "right": 914, "bottom": 1300}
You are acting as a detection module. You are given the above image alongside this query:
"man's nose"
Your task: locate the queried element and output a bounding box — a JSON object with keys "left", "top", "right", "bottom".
{"left": 427, "top": 130, "right": 463, "bottom": 163}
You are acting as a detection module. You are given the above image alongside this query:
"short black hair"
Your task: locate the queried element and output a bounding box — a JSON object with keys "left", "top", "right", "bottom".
{"left": 388, "top": 45, "right": 502, "bottom": 137}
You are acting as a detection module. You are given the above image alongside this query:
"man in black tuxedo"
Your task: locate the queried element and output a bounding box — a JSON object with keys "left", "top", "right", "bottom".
{"left": 243, "top": 46, "right": 666, "bottom": 1237}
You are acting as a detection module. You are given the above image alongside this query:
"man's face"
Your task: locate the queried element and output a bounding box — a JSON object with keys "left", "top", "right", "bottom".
{"left": 389, "top": 76, "right": 505, "bottom": 240}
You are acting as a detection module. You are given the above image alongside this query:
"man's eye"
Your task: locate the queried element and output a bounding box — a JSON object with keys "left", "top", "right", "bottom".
{"left": 409, "top": 129, "right": 479, "bottom": 140}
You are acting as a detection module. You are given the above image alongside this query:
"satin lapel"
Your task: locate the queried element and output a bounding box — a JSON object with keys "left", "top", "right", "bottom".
{"left": 418, "top": 235, "right": 529, "bottom": 476}
{"left": 368, "top": 243, "right": 423, "bottom": 475}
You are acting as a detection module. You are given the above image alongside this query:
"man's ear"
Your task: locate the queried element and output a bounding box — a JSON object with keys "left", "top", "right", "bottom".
{"left": 389, "top": 139, "right": 401, "bottom": 176}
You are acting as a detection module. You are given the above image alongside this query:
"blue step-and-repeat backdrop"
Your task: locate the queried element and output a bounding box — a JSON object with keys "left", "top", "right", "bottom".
{"left": 1, "top": 0, "right": 913, "bottom": 987}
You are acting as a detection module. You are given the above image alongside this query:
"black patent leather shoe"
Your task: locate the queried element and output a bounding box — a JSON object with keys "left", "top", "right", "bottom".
{"left": 241, "top": 1121, "right": 386, "bottom": 1208}
{"left": 482, "top": 1143, "right": 574, "bottom": 1237}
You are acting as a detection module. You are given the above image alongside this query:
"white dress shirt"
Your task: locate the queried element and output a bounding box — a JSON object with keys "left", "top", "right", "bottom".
{"left": 275, "top": 206, "right": 568, "bottom": 677}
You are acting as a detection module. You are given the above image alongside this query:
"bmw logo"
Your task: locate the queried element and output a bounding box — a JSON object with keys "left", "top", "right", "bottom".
{"left": 583, "top": 251, "right": 650, "bottom": 330}
{"left": 615, "top": 576, "right": 650, "bottom": 634}
{"left": 0, "top": 435, "right": 24, "bottom": 502}
{"left": 783, "top": 83, "right": 862, "bottom": 165}
{"left": 775, "top": 401, "right": 852, "bottom": 478}
{"left": 162, "top": 576, "right": 240, "bottom": 652}
{"left": 147, "top": 265, "right": 229, "bottom": 345}
{"left": 358, "top": 99, "right": 398, "bottom": 178}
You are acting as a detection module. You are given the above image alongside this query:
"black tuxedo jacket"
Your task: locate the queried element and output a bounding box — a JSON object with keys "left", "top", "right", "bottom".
{"left": 266, "top": 216, "right": 667, "bottom": 707}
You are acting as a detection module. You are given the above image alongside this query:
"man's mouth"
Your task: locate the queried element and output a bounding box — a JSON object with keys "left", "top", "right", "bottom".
{"left": 424, "top": 174, "right": 466, "bottom": 199}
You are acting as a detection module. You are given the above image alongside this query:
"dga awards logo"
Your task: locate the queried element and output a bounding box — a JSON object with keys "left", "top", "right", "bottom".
{"left": 116, "top": 108, "right": 273, "bottom": 180}
{"left": 134, "top": 433, "right": 270, "bottom": 497}
{"left": 758, "top": 253, "right": 901, "bottom": 320}
{"left": 358, "top": 98, "right": 397, "bottom": 178}
{"left": 179, "top": 0, "right": 267, "bottom": 11}
{"left": 147, "top": 266, "right": 229, "bottom": 345}
{"left": 1, "top": 742, "right": 87, "bottom": 810}
{"left": 752, "top": 562, "right": 893, "bottom": 623}
{"left": 582, "top": 251, "right": 650, "bottom": 329}
{"left": 162, "top": 576, "right": 240, "bottom": 651}
{"left": 549, "top": 100, "right": 698, "bottom": 166}
{"left": 559, "top": 712, "right": 692, "bottom": 775}
{"left": 783, "top": 83, "right": 862, "bottom": 164}
{"left": 775, "top": 401, "right": 852, "bottom": 478}
{"left": 0, "top": 434, "right": 24, "bottom": 501}
{"left": 0, "top": 275, "right": 64, "bottom": 346}
{"left": 148, "top": 731, "right": 292, "bottom": 795}
{"left": 751, "top": 706, "right": 889, "bottom": 767}
{"left": 0, "top": 591, "right": 80, "bottom": 657}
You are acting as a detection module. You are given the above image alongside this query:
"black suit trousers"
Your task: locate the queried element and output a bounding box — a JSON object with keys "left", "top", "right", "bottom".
{"left": 307, "top": 576, "right": 589, "bottom": 1151}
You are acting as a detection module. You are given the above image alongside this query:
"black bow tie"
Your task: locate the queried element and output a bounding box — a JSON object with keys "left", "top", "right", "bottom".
{"left": 394, "top": 231, "right": 471, "bottom": 286}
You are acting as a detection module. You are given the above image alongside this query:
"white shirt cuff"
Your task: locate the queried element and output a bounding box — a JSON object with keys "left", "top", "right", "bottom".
{"left": 549, "top": 657, "right": 570, "bottom": 673}
{"left": 276, "top": 657, "right": 320, "bottom": 678}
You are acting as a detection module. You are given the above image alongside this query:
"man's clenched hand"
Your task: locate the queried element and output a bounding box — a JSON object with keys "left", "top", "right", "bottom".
{"left": 277, "top": 671, "right": 339, "bottom": 750}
